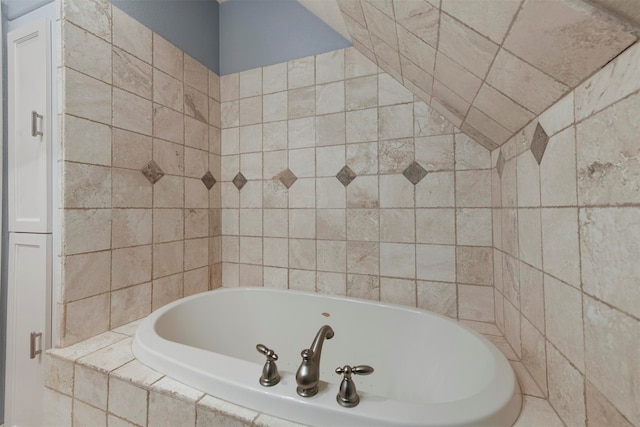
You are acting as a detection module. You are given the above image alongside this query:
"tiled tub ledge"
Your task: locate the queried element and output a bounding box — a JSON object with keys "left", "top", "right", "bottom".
{"left": 45, "top": 319, "right": 563, "bottom": 427}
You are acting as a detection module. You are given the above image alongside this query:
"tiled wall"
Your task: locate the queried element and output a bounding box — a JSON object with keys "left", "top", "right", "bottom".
{"left": 58, "top": 0, "right": 222, "bottom": 346}
{"left": 492, "top": 41, "right": 640, "bottom": 426}
{"left": 336, "top": 0, "right": 637, "bottom": 150}
{"left": 219, "top": 47, "right": 495, "bottom": 321}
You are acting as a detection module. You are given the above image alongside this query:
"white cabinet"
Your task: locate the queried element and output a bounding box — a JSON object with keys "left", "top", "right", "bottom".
{"left": 5, "top": 18, "right": 52, "bottom": 427}
{"left": 4, "top": 234, "right": 52, "bottom": 427}
{"left": 7, "top": 19, "right": 51, "bottom": 233}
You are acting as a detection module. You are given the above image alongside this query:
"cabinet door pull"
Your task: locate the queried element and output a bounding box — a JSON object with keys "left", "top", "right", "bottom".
{"left": 30, "top": 331, "right": 42, "bottom": 359}
{"left": 31, "top": 110, "right": 43, "bottom": 137}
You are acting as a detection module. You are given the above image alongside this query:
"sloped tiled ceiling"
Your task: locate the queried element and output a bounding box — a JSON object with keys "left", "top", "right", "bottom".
{"left": 336, "top": 0, "right": 638, "bottom": 150}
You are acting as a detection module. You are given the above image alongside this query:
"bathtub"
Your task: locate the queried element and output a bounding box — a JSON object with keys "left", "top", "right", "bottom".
{"left": 133, "top": 288, "right": 522, "bottom": 426}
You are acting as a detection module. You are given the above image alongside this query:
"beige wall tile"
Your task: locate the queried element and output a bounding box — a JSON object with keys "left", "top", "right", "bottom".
{"left": 148, "top": 391, "right": 195, "bottom": 427}
{"left": 64, "top": 0, "right": 111, "bottom": 41}
{"left": 110, "top": 282, "right": 151, "bottom": 328}
{"left": 109, "top": 377, "right": 148, "bottom": 426}
{"left": 184, "top": 85, "right": 209, "bottom": 123}
{"left": 380, "top": 243, "right": 415, "bottom": 278}
{"left": 346, "top": 108, "right": 378, "bottom": 144}
{"left": 380, "top": 277, "right": 416, "bottom": 306}
{"left": 64, "top": 209, "right": 112, "bottom": 255}
{"left": 585, "top": 381, "right": 634, "bottom": 427}
{"left": 547, "top": 344, "right": 586, "bottom": 427}
{"left": 113, "top": 88, "right": 152, "bottom": 135}
{"left": 521, "top": 316, "right": 547, "bottom": 396}
{"left": 63, "top": 251, "right": 110, "bottom": 301}
{"left": 474, "top": 84, "right": 535, "bottom": 133}
{"left": 517, "top": 208, "right": 542, "bottom": 269}
{"left": 152, "top": 241, "right": 183, "bottom": 279}
{"left": 64, "top": 114, "right": 112, "bottom": 166}
{"left": 346, "top": 274, "right": 379, "bottom": 300}
{"left": 112, "top": 209, "right": 152, "bottom": 248}
{"left": 438, "top": 14, "right": 498, "bottom": 79}
{"left": 441, "top": 0, "right": 520, "bottom": 44}
{"left": 64, "top": 21, "right": 112, "bottom": 83}
{"left": 580, "top": 208, "right": 640, "bottom": 318}
{"left": 459, "top": 284, "right": 494, "bottom": 322}
{"left": 113, "top": 47, "right": 152, "bottom": 99}
{"left": 185, "top": 55, "right": 209, "bottom": 94}
{"left": 112, "top": 5, "right": 152, "bottom": 63}
{"left": 345, "top": 175, "right": 377, "bottom": 208}
{"left": 346, "top": 75, "right": 378, "bottom": 111}
{"left": 456, "top": 246, "right": 492, "bottom": 286}
{"left": 263, "top": 63, "right": 287, "bottom": 94}
{"left": 153, "top": 34, "right": 183, "bottom": 80}
{"left": 576, "top": 92, "right": 640, "bottom": 206}
{"left": 513, "top": 396, "right": 563, "bottom": 427}
{"left": 74, "top": 399, "right": 106, "bottom": 426}
{"left": 316, "top": 81, "right": 345, "bottom": 115}
{"left": 503, "top": 298, "right": 521, "bottom": 356}
{"left": 416, "top": 208, "right": 455, "bottom": 245}
{"left": 74, "top": 362, "right": 108, "bottom": 409}
{"left": 541, "top": 208, "right": 580, "bottom": 288}
{"left": 111, "top": 246, "right": 152, "bottom": 289}
{"left": 379, "top": 175, "right": 413, "bottom": 208}
{"left": 346, "top": 241, "right": 379, "bottom": 275}
{"left": 152, "top": 273, "right": 183, "bottom": 309}
{"left": 417, "top": 280, "right": 457, "bottom": 318}
{"left": 415, "top": 171, "right": 454, "bottom": 207}
{"left": 519, "top": 262, "right": 544, "bottom": 332}
{"left": 545, "top": 275, "right": 585, "bottom": 372}
{"left": 288, "top": 56, "right": 315, "bottom": 89}
{"left": 45, "top": 356, "right": 74, "bottom": 395}
{"left": 575, "top": 41, "right": 640, "bottom": 121}
{"left": 416, "top": 244, "right": 455, "bottom": 282}
{"left": 64, "top": 68, "right": 112, "bottom": 125}
{"left": 44, "top": 389, "right": 72, "bottom": 426}
{"left": 540, "top": 127, "right": 577, "bottom": 206}
{"left": 584, "top": 296, "right": 640, "bottom": 425}
{"left": 486, "top": 49, "right": 568, "bottom": 115}
{"left": 503, "top": 0, "right": 635, "bottom": 87}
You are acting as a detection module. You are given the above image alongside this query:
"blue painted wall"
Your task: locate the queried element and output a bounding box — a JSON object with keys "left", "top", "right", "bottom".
{"left": 220, "top": 0, "right": 351, "bottom": 75}
{"left": 110, "top": 0, "right": 220, "bottom": 74}
{"left": 1, "top": 0, "right": 54, "bottom": 20}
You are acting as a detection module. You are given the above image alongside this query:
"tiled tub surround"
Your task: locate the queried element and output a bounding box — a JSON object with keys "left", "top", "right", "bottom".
{"left": 44, "top": 318, "right": 563, "bottom": 426}
{"left": 58, "top": 0, "right": 222, "bottom": 347}
{"left": 336, "top": 0, "right": 638, "bottom": 150}
{"left": 492, "top": 40, "right": 640, "bottom": 426}
{"left": 219, "top": 47, "right": 497, "bottom": 324}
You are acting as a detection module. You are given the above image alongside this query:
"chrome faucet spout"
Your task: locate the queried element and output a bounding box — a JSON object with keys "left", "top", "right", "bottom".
{"left": 296, "top": 325, "right": 334, "bottom": 397}
{"left": 309, "top": 325, "right": 334, "bottom": 363}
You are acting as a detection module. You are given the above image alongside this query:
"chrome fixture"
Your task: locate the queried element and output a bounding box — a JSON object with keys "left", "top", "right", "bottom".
{"left": 295, "top": 325, "right": 334, "bottom": 397}
{"left": 256, "top": 344, "right": 280, "bottom": 386}
{"left": 335, "top": 364, "right": 374, "bottom": 408}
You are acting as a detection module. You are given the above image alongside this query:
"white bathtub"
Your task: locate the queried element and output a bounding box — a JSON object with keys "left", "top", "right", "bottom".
{"left": 133, "top": 287, "right": 522, "bottom": 426}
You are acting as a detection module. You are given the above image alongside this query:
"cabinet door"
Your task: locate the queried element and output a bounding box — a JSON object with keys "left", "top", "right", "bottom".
{"left": 7, "top": 19, "right": 51, "bottom": 233}
{"left": 5, "top": 233, "right": 52, "bottom": 427}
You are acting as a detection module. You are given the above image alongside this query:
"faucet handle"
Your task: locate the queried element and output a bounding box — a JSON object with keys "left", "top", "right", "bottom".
{"left": 335, "top": 365, "right": 374, "bottom": 408}
{"left": 256, "top": 344, "right": 280, "bottom": 387}
{"left": 335, "top": 364, "right": 374, "bottom": 376}
{"left": 256, "top": 344, "right": 278, "bottom": 361}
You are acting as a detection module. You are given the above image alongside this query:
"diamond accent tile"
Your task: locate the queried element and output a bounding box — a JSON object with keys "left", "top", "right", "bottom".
{"left": 531, "top": 123, "right": 549, "bottom": 165}
{"left": 336, "top": 165, "right": 357, "bottom": 187}
{"left": 201, "top": 171, "right": 217, "bottom": 190}
{"left": 402, "top": 161, "right": 428, "bottom": 185}
{"left": 496, "top": 150, "right": 506, "bottom": 178}
{"left": 232, "top": 172, "right": 247, "bottom": 190}
{"left": 141, "top": 160, "right": 164, "bottom": 184}
{"left": 275, "top": 168, "right": 298, "bottom": 189}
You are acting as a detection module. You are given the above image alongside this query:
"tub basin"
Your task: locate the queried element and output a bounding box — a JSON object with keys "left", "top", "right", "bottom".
{"left": 133, "top": 287, "right": 521, "bottom": 426}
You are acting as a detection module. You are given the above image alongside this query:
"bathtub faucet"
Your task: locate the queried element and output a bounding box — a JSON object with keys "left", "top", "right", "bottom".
{"left": 295, "top": 325, "right": 334, "bottom": 397}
